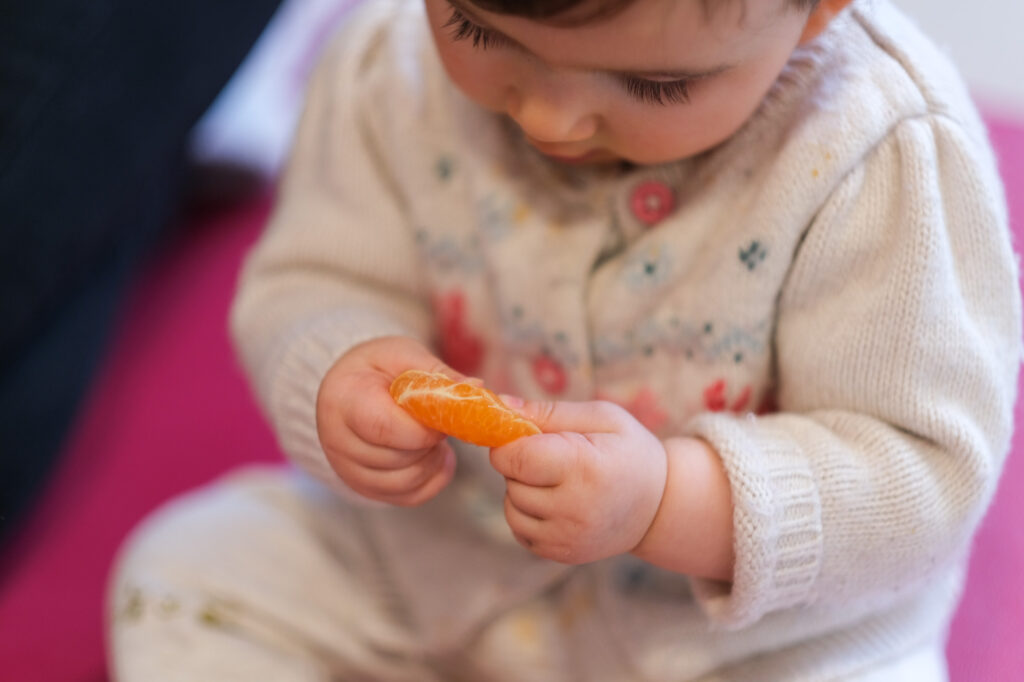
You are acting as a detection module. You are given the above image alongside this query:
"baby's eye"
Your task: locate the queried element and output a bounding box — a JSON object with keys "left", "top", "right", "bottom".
{"left": 444, "top": 7, "right": 512, "bottom": 50}
{"left": 621, "top": 76, "right": 692, "bottom": 106}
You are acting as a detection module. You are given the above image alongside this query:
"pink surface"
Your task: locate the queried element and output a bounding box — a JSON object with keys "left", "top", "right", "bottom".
{"left": 0, "top": 197, "right": 283, "bottom": 681}
{"left": 0, "top": 115, "right": 1021, "bottom": 681}
{"left": 944, "top": 112, "right": 1024, "bottom": 681}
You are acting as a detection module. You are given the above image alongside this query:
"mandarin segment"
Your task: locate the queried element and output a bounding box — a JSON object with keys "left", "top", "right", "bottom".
{"left": 389, "top": 369, "right": 540, "bottom": 447}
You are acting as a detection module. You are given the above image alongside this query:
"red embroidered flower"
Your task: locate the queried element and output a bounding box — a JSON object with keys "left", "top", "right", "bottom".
{"left": 434, "top": 291, "right": 484, "bottom": 375}
{"left": 704, "top": 380, "right": 728, "bottom": 412}
{"left": 532, "top": 354, "right": 568, "bottom": 395}
{"left": 731, "top": 385, "right": 752, "bottom": 413}
{"left": 622, "top": 387, "right": 669, "bottom": 432}
{"left": 630, "top": 181, "right": 676, "bottom": 226}
{"left": 703, "top": 379, "right": 753, "bottom": 413}
{"left": 595, "top": 387, "right": 669, "bottom": 432}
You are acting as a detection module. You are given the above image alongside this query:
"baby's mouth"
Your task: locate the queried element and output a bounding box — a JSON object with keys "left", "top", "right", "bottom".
{"left": 527, "top": 139, "right": 615, "bottom": 165}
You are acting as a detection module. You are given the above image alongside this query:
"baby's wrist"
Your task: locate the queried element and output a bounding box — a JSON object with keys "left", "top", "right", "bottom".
{"left": 631, "top": 436, "right": 735, "bottom": 581}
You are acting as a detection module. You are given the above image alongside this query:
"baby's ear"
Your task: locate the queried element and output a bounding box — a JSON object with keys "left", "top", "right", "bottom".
{"left": 798, "top": 0, "right": 855, "bottom": 45}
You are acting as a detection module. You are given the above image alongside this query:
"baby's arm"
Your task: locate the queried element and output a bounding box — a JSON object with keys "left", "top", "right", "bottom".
{"left": 631, "top": 436, "right": 734, "bottom": 581}
{"left": 684, "top": 115, "right": 1022, "bottom": 628}
{"left": 230, "top": 3, "right": 433, "bottom": 495}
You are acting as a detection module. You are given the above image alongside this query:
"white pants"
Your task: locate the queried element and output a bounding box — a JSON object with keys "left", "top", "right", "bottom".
{"left": 108, "top": 466, "right": 949, "bottom": 682}
{"left": 844, "top": 648, "right": 947, "bottom": 682}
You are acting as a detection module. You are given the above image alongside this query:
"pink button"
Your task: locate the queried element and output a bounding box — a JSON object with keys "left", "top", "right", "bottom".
{"left": 630, "top": 181, "right": 676, "bottom": 226}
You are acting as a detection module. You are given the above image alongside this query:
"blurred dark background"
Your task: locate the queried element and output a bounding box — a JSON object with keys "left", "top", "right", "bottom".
{"left": 0, "top": 0, "right": 284, "bottom": 546}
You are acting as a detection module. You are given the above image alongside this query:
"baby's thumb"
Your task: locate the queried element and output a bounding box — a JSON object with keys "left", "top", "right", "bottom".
{"left": 501, "top": 396, "right": 617, "bottom": 435}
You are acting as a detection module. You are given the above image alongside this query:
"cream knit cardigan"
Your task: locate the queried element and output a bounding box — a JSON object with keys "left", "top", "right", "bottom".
{"left": 230, "top": 0, "right": 1021, "bottom": 675}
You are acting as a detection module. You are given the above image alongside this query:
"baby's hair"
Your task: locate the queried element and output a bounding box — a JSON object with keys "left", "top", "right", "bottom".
{"left": 464, "top": 0, "right": 821, "bottom": 26}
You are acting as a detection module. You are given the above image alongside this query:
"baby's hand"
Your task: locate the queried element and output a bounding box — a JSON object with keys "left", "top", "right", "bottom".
{"left": 489, "top": 400, "right": 668, "bottom": 564}
{"left": 316, "top": 336, "right": 458, "bottom": 506}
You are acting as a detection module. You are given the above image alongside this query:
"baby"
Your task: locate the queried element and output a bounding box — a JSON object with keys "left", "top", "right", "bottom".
{"left": 109, "top": 0, "right": 1022, "bottom": 680}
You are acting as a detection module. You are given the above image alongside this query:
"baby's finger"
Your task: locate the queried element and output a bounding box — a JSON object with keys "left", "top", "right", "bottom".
{"left": 369, "top": 442, "right": 457, "bottom": 507}
{"left": 341, "top": 441, "right": 455, "bottom": 503}
{"left": 345, "top": 389, "right": 448, "bottom": 453}
{"left": 512, "top": 398, "right": 630, "bottom": 436}
{"left": 320, "top": 409, "right": 436, "bottom": 466}
{"left": 348, "top": 336, "right": 468, "bottom": 384}
{"left": 342, "top": 443, "right": 433, "bottom": 472}
{"left": 489, "top": 433, "right": 578, "bottom": 486}
{"left": 319, "top": 371, "right": 443, "bottom": 456}
{"left": 354, "top": 451, "right": 445, "bottom": 495}
{"left": 320, "top": 423, "right": 438, "bottom": 474}
{"left": 505, "top": 479, "right": 554, "bottom": 520}
{"left": 504, "top": 493, "right": 546, "bottom": 544}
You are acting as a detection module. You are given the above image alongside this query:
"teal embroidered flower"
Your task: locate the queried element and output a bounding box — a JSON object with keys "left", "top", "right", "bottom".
{"left": 624, "top": 244, "right": 673, "bottom": 289}
{"left": 435, "top": 155, "right": 455, "bottom": 181}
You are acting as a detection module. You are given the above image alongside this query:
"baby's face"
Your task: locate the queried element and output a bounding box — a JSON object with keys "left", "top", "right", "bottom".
{"left": 425, "top": 0, "right": 816, "bottom": 165}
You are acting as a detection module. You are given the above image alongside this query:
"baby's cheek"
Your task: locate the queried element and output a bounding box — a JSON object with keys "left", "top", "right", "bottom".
{"left": 433, "top": 44, "right": 506, "bottom": 114}
{"left": 605, "top": 110, "right": 704, "bottom": 164}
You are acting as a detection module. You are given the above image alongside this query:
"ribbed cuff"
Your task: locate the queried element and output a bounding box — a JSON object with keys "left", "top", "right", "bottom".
{"left": 259, "top": 310, "right": 421, "bottom": 501}
{"left": 685, "top": 413, "right": 823, "bottom": 629}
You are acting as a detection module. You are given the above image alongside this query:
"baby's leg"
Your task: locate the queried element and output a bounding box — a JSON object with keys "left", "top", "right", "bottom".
{"left": 459, "top": 569, "right": 638, "bottom": 682}
{"left": 837, "top": 645, "right": 948, "bottom": 682}
{"left": 108, "top": 466, "right": 440, "bottom": 682}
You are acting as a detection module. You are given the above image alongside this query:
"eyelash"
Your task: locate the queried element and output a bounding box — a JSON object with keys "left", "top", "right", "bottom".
{"left": 443, "top": 7, "right": 692, "bottom": 106}
{"left": 622, "top": 77, "right": 691, "bottom": 105}
{"left": 443, "top": 8, "right": 512, "bottom": 50}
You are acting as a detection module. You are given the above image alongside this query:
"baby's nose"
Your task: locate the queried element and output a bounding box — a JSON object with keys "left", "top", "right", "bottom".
{"left": 505, "top": 88, "right": 598, "bottom": 144}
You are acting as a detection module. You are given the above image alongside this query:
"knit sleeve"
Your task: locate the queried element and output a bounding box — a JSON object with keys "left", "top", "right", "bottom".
{"left": 229, "top": 2, "right": 433, "bottom": 494}
{"left": 686, "top": 114, "right": 1022, "bottom": 628}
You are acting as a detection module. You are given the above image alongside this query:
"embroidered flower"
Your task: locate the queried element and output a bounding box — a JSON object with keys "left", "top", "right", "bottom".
{"left": 703, "top": 379, "right": 752, "bottom": 413}
{"left": 435, "top": 155, "right": 455, "bottom": 182}
{"left": 624, "top": 244, "right": 673, "bottom": 290}
{"left": 477, "top": 194, "right": 512, "bottom": 242}
{"left": 532, "top": 353, "right": 568, "bottom": 395}
{"left": 739, "top": 239, "right": 768, "bottom": 271}
{"left": 434, "top": 291, "right": 485, "bottom": 375}
{"left": 621, "top": 387, "right": 669, "bottom": 431}
{"left": 596, "top": 387, "right": 669, "bottom": 432}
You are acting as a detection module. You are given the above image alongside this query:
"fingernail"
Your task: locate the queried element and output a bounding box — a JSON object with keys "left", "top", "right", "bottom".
{"left": 499, "top": 393, "right": 525, "bottom": 408}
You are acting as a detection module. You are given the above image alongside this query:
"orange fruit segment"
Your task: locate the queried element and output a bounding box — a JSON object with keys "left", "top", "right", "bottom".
{"left": 389, "top": 369, "right": 541, "bottom": 447}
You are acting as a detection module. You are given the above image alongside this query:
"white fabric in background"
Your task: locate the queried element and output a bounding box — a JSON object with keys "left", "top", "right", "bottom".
{"left": 188, "top": 0, "right": 361, "bottom": 179}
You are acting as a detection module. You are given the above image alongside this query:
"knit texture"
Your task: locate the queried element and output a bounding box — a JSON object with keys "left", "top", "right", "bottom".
{"left": 230, "top": 0, "right": 1021, "bottom": 675}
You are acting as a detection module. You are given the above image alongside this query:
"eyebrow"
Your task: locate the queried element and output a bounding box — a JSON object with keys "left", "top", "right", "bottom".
{"left": 444, "top": 0, "right": 734, "bottom": 81}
